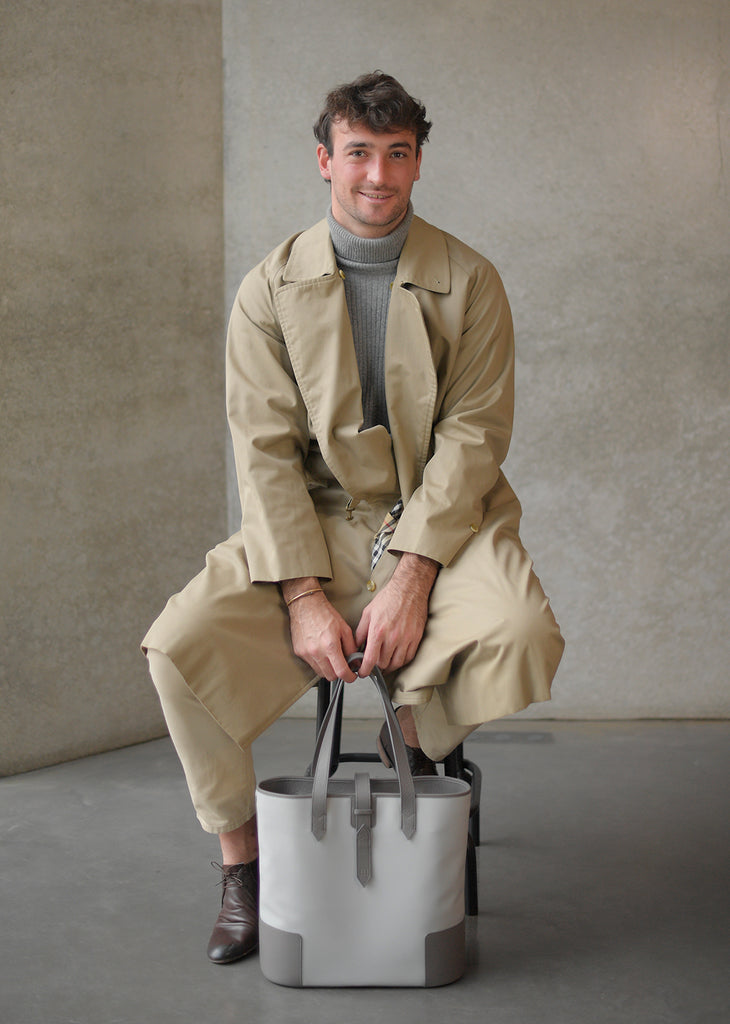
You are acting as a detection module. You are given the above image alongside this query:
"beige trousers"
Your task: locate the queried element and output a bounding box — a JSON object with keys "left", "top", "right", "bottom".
{"left": 145, "top": 480, "right": 564, "bottom": 834}
{"left": 147, "top": 648, "right": 258, "bottom": 833}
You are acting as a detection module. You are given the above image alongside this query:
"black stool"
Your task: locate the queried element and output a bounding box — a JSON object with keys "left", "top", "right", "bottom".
{"left": 311, "top": 677, "right": 482, "bottom": 916}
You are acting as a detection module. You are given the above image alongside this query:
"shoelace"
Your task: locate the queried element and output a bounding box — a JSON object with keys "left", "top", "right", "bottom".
{"left": 211, "top": 861, "right": 248, "bottom": 890}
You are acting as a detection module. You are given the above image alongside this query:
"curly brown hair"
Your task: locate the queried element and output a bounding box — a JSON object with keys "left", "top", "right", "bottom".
{"left": 313, "top": 71, "right": 432, "bottom": 155}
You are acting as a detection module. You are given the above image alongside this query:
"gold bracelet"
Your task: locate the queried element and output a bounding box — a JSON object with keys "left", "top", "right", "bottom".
{"left": 285, "top": 588, "right": 323, "bottom": 607}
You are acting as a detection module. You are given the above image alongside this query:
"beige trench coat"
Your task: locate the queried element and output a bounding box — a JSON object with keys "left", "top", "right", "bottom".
{"left": 143, "top": 215, "right": 564, "bottom": 758}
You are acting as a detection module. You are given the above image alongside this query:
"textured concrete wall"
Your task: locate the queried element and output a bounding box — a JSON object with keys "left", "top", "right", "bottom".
{"left": 223, "top": 0, "right": 730, "bottom": 718}
{"left": 1, "top": 1, "right": 226, "bottom": 773}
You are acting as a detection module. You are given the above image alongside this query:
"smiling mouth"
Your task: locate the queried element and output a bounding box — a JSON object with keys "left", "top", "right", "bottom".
{"left": 360, "top": 192, "right": 394, "bottom": 200}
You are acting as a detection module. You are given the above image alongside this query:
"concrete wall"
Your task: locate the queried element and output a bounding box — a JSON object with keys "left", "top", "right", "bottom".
{"left": 1, "top": 1, "right": 226, "bottom": 774}
{"left": 4, "top": 1, "right": 728, "bottom": 778}
{"left": 223, "top": 0, "right": 730, "bottom": 719}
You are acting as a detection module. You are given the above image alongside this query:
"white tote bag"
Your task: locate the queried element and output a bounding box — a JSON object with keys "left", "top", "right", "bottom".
{"left": 256, "top": 664, "right": 472, "bottom": 987}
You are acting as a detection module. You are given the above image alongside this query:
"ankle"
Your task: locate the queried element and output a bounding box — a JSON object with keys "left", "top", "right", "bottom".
{"left": 219, "top": 817, "right": 258, "bottom": 865}
{"left": 221, "top": 858, "right": 257, "bottom": 870}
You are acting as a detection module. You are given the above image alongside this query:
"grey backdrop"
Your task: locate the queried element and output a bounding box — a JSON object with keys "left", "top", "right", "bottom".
{"left": 223, "top": 0, "right": 730, "bottom": 720}
{"left": 3, "top": 0, "right": 728, "bottom": 773}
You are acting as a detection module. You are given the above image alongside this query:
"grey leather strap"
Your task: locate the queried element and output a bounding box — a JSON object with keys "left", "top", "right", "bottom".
{"left": 310, "top": 658, "right": 416, "bottom": 841}
{"left": 352, "top": 772, "right": 373, "bottom": 886}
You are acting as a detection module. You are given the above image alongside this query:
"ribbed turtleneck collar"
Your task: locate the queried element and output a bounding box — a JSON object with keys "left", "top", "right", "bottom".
{"left": 327, "top": 203, "right": 413, "bottom": 265}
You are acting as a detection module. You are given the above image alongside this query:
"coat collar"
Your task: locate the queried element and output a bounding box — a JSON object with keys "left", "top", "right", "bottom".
{"left": 395, "top": 215, "right": 451, "bottom": 294}
{"left": 281, "top": 214, "right": 451, "bottom": 294}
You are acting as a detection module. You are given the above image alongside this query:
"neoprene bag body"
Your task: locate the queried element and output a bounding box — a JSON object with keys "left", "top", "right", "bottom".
{"left": 256, "top": 664, "right": 472, "bottom": 987}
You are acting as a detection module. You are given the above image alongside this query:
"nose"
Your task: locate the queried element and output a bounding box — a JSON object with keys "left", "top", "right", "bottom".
{"left": 366, "top": 155, "right": 389, "bottom": 186}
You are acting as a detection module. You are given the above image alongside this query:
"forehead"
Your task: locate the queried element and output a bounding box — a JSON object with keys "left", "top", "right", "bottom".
{"left": 330, "top": 119, "right": 417, "bottom": 151}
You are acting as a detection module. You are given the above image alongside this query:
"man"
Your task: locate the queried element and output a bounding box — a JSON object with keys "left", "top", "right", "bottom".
{"left": 142, "top": 71, "right": 564, "bottom": 965}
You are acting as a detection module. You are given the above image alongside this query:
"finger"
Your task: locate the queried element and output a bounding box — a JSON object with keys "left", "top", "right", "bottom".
{"left": 341, "top": 643, "right": 363, "bottom": 683}
{"left": 376, "top": 625, "right": 403, "bottom": 671}
{"left": 339, "top": 627, "right": 361, "bottom": 681}
{"left": 355, "top": 637, "right": 372, "bottom": 676}
{"left": 329, "top": 645, "right": 357, "bottom": 683}
{"left": 342, "top": 629, "right": 359, "bottom": 659}
{"left": 354, "top": 610, "right": 370, "bottom": 652}
{"left": 308, "top": 656, "right": 332, "bottom": 682}
{"left": 334, "top": 661, "right": 357, "bottom": 683}
{"left": 296, "top": 634, "right": 342, "bottom": 683}
{"left": 382, "top": 634, "right": 419, "bottom": 674}
{"left": 358, "top": 633, "right": 382, "bottom": 678}
{"left": 383, "top": 629, "right": 410, "bottom": 668}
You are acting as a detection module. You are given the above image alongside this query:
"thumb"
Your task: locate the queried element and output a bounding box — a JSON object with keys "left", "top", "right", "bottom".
{"left": 354, "top": 608, "right": 370, "bottom": 650}
{"left": 342, "top": 628, "right": 359, "bottom": 659}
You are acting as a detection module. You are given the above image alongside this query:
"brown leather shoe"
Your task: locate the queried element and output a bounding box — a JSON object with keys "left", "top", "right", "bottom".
{"left": 377, "top": 713, "right": 438, "bottom": 776}
{"left": 207, "top": 860, "right": 259, "bottom": 964}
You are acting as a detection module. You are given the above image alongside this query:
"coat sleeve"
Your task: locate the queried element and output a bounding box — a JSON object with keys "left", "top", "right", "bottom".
{"left": 226, "top": 258, "right": 333, "bottom": 583}
{"left": 389, "top": 257, "right": 515, "bottom": 567}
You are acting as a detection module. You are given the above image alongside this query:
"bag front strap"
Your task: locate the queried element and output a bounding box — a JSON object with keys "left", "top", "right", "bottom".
{"left": 352, "top": 772, "right": 373, "bottom": 886}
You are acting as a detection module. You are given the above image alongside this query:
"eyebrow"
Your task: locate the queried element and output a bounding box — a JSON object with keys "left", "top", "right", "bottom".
{"left": 343, "top": 139, "right": 414, "bottom": 152}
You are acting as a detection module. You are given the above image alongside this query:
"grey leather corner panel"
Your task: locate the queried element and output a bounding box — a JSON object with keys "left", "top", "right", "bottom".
{"left": 261, "top": 918, "right": 466, "bottom": 988}
{"left": 425, "top": 920, "right": 466, "bottom": 987}
{"left": 259, "top": 920, "right": 303, "bottom": 987}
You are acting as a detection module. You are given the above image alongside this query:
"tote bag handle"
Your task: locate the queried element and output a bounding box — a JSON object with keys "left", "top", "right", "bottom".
{"left": 310, "top": 656, "right": 416, "bottom": 840}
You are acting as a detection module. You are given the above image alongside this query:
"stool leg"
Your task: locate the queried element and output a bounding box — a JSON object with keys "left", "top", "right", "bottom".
{"left": 465, "top": 833, "right": 478, "bottom": 916}
{"left": 444, "top": 744, "right": 481, "bottom": 915}
{"left": 460, "top": 758, "right": 482, "bottom": 847}
{"left": 315, "top": 679, "right": 330, "bottom": 730}
{"left": 311, "top": 677, "right": 341, "bottom": 776}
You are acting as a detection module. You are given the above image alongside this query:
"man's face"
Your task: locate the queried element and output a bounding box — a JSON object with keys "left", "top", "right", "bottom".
{"left": 317, "top": 120, "right": 422, "bottom": 238}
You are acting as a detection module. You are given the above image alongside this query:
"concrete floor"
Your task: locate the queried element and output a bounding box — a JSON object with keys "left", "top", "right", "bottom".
{"left": 2, "top": 719, "right": 729, "bottom": 1024}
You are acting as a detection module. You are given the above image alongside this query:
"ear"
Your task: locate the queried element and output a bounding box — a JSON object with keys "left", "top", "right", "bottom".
{"left": 414, "top": 148, "right": 422, "bottom": 183}
{"left": 316, "top": 143, "right": 332, "bottom": 182}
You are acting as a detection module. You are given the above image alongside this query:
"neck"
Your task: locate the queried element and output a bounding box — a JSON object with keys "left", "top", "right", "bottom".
{"left": 327, "top": 203, "right": 413, "bottom": 265}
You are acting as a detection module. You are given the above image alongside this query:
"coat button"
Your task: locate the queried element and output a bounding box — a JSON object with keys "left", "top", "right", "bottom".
{"left": 469, "top": 523, "right": 479, "bottom": 533}
{"left": 366, "top": 580, "right": 377, "bottom": 592}
{"left": 338, "top": 269, "right": 345, "bottom": 279}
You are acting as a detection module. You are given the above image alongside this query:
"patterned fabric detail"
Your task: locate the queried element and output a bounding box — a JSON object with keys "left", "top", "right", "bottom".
{"left": 371, "top": 499, "right": 404, "bottom": 573}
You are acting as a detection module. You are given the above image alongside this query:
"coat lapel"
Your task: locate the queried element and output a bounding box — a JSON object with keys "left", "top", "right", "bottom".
{"left": 274, "top": 221, "right": 396, "bottom": 498}
{"left": 385, "top": 217, "right": 451, "bottom": 501}
{"left": 273, "top": 216, "right": 450, "bottom": 502}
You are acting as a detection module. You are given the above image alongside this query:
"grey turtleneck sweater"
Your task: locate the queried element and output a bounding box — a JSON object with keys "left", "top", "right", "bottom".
{"left": 327, "top": 204, "right": 414, "bottom": 432}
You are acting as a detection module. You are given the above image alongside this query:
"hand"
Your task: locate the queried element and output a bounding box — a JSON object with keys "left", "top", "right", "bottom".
{"left": 282, "top": 578, "right": 358, "bottom": 682}
{"left": 355, "top": 553, "right": 439, "bottom": 677}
